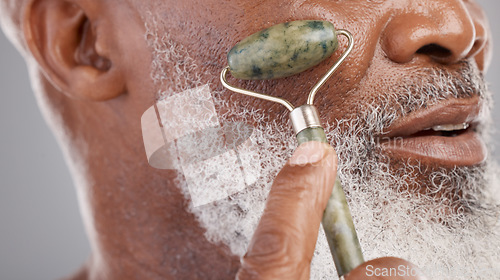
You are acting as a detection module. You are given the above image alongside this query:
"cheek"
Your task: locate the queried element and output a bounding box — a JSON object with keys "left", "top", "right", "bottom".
{"left": 172, "top": 0, "right": 298, "bottom": 70}
{"left": 176, "top": 1, "right": 392, "bottom": 121}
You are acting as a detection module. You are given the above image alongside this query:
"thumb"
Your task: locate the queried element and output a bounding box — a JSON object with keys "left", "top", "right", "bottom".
{"left": 237, "top": 141, "right": 338, "bottom": 280}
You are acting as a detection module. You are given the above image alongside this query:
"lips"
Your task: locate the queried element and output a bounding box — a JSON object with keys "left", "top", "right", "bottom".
{"left": 378, "top": 96, "right": 487, "bottom": 167}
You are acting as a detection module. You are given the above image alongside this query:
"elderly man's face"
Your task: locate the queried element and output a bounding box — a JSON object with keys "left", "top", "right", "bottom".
{"left": 139, "top": 1, "right": 491, "bottom": 192}
{"left": 128, "top": 0, "right": 500, "bottom": 278}
{"left": 141, "top": 0, "right": 490, "bottom": 166}
{"left": 3, "top": 0, "right": 497, "bottom": 278}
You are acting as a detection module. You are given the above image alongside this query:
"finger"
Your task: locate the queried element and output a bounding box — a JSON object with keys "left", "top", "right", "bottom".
{"left": 344, "top": 257, "right": 428, "bottom": 280}
{"left": 237, "top": 141, "right": 338, "bottom": 280}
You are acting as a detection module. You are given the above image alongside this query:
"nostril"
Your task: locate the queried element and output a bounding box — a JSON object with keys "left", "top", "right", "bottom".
{"left": 416, "top": 44, "right": 452, "bottom": 59}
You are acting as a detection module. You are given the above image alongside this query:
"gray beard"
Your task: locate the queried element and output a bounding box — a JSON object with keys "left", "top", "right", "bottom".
{"left": 145, "top": 15, "right": 500, "bottom": 279}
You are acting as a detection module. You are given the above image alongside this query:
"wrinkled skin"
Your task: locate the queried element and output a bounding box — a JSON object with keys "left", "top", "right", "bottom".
{"left": 0, "top": 0, "right": 491, "bottom": 279}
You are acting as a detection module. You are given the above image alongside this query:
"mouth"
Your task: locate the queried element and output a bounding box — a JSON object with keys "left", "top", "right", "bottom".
{"left": 378, "top": 96, "right": 487, "bottom": 167}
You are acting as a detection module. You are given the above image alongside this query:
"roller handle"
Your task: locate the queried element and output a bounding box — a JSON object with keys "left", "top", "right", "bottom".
{"left": 296, "top": 127, "right": 365, "bottom": 277}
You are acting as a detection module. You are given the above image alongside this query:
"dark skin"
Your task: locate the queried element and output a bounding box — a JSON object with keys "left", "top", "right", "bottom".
{"left": 0, "top": 0, "right": 491, "bottom": 279}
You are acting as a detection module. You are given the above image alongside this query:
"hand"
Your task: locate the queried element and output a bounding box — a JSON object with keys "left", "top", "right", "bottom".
{"left": 236, "top": 142, "right": 427, "bottom": 280}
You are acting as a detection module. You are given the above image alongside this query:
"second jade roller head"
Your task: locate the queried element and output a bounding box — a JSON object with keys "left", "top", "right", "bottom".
{"left": 228, "top": 20, "right": 339, "bottom": 80}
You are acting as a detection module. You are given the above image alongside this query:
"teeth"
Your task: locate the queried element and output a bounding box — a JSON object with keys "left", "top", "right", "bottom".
{"left": 431, "top": 123, "right": 469, "bottom": 132}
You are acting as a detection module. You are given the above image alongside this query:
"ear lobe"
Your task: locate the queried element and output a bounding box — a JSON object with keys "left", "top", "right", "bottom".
{"left": 24, "top": 0, "right": 125, "bottom": 101}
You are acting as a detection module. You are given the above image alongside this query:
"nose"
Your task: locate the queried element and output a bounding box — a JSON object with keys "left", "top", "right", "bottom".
{"left": 381, "top": 0, "right": 488, "bottom": 65}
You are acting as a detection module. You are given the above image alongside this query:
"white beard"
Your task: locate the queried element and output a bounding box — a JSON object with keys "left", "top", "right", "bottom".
{"left": 144, "top": 15, "right": 500, "bottom": 279}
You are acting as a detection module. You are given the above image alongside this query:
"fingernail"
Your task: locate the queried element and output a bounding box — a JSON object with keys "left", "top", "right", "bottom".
{"left": 289, "top": 141, "right": 331, "bottom": 166}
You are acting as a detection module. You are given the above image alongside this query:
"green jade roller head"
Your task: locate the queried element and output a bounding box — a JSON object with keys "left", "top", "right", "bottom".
{"left": 228, "top": 20, "right": 338, "bottom": 80}
{"left": 221, "top": 20, "right": 354, "bottom": 140}
{"left": 221, "top": 20, "right": 365, "bottom": 277}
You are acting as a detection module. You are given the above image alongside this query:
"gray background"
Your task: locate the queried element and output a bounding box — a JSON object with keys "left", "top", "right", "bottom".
{"left": 1, "top": 1, "right": 499, "bottom": 279}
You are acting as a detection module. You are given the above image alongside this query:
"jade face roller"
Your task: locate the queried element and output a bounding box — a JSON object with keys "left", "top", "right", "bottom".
{"left": 220, "top": 20, "right": 364, "bottom": 277}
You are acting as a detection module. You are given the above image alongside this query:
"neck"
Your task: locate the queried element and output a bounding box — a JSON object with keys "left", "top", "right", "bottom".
{"left": 72, "top": 167, "right": 240, "bottom": 280}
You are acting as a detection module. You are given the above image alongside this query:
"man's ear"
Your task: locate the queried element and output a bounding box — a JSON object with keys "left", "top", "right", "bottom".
{"left": 23, "top": 0, "right": 125, "bottom": 101}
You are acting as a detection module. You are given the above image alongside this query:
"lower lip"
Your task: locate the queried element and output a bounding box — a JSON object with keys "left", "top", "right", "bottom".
{"left": 379, "top": 129, "right": 487, "bottom": 167}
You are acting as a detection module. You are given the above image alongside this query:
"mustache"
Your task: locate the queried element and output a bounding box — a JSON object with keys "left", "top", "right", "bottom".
{"left": 334, "top": 61, "right": 490, "bottom": 136}
{"left": 396, "top": 61, "right": 487, "bottom": 115}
